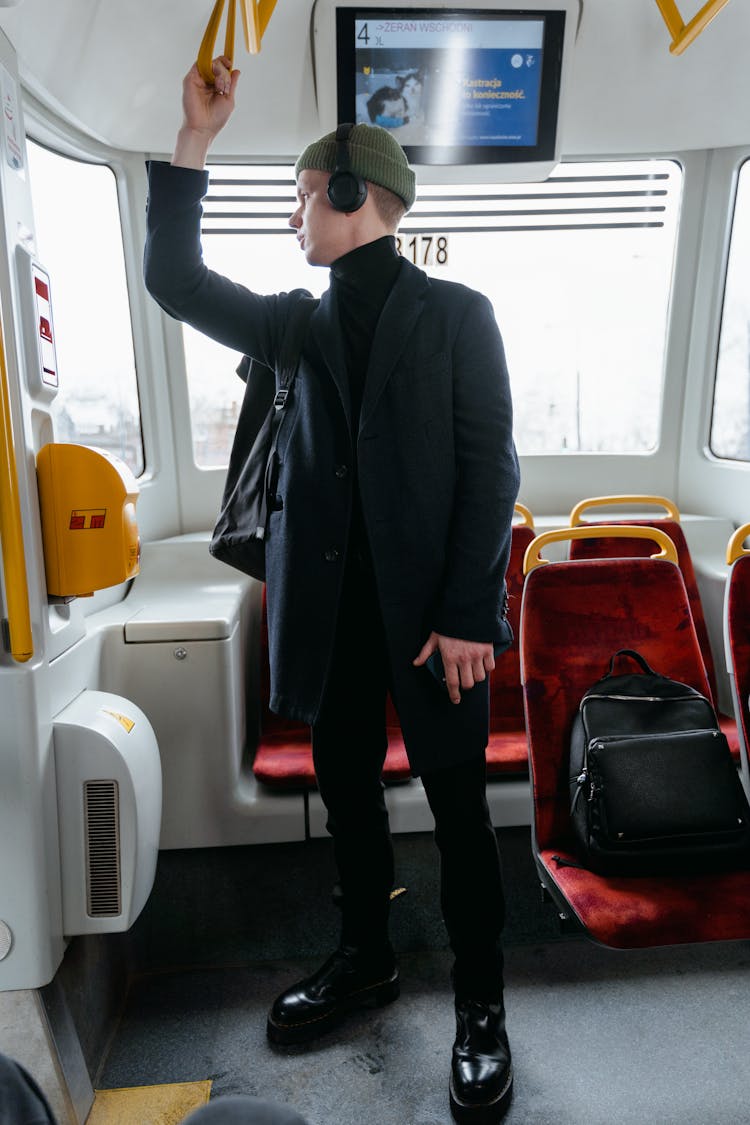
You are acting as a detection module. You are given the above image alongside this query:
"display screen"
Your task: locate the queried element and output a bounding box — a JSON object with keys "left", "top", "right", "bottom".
{"left": 336, "top": 8, "right": 566, "bottom": 166}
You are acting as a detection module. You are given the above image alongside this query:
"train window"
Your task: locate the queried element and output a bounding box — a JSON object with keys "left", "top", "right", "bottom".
{"left": 26, "top": 141, "right": 144, "bottom": 476}
{"left": 183, "top": 159, "right": 681, "bottom": 463}
{"left": 711, "top": 161, "right": 750, "bottom": 462}
{"left": 182, "top": 166, "right": 329, "bottom": 467}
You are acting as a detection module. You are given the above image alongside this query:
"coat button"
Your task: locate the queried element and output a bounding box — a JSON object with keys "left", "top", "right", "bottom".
{"left": 324, "top": 547, "right": 340, "bottom": 562}
{"left": 334, "top": 464, "right": 349, "bottom": 478}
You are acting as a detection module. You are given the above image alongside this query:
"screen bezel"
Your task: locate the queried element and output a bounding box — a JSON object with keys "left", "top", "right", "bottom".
{"left": 334, "top": 7, "right": 567, "bottom": 167}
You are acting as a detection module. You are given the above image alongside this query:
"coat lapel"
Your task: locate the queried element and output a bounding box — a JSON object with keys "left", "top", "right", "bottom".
{"left": 309, "top": 286, "right": 352, "bottom": 434}
{"left": 360, "top": 260, "right": 430, "bottom": 433}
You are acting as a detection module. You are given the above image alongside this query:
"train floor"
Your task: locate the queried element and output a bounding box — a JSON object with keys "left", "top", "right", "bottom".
{"left": 98, "top": 939, "right": 750, "bottom": 1125}
{"left": 59, "top": 830, "right": 750, "bottom": 1125}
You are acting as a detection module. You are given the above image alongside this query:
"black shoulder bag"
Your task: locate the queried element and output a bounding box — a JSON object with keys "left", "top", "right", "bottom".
{"left": 568, "top": 649, "right": 750, "bottom": 874}
{"left": 209, "top": 297, "right": 318, "bottom": 582}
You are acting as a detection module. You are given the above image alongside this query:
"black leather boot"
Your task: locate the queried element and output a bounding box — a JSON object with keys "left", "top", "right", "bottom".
{"left": 449, "top": 998, "right": 513, "bottom": 1123}
{"left": 266, "top": 946, "right": 399, "bottom": 1045}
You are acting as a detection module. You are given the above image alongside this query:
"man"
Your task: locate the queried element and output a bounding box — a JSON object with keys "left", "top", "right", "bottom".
{"left": 144, "top": 56, "right": 520, "bottom": 1125}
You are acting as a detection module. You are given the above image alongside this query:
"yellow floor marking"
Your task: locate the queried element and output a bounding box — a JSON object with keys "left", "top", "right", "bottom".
{"left": 88, "top": 1080, "right": 212, "bottom": 1124}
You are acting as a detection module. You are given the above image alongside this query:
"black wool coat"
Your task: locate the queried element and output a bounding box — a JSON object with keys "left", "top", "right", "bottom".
{"left": 144, "top": 161, "right": 520, "bottom": 775}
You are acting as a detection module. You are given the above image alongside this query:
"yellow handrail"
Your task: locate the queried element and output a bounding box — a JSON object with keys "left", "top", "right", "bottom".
{"left": 0, "top": 309, "right": 33, "bottom": 662}
{"left": 569, "top": 494, "right": 680, "bottom": 526}
{"left": 513, "top": 502, "right": 534, "bottom": 529}
{"left": 523, "top": 525, "right": 678, "bottom": 576}
{"left": 726, "top": 523, "right": 750, "bottom": 566}
{"left": 655, "top": 0, "right": 732, "bottom": 55}
{"left": 197, "top": 0, "right": 278, "bottom": 83}
{"left": 198, "top": 0, "right": 239, "bottom": 83}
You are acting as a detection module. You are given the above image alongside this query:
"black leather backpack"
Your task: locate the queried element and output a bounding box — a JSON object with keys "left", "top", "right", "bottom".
{"left": 568, "top": 649, "right": 750, "bottom": 874}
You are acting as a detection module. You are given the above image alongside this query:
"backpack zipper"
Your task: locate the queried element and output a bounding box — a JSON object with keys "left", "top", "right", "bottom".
{"left": 581, "top": 692, "right": 704, "bottom": 706}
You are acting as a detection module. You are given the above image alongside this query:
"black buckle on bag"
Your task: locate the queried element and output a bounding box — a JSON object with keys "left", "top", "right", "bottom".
{"left": 273, "top": 389, "right": 288, "bottom": 410}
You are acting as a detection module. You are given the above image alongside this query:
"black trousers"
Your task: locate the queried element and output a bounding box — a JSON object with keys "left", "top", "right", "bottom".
{"left": 312, "top": 560, "right": 506, "bottom": 1000}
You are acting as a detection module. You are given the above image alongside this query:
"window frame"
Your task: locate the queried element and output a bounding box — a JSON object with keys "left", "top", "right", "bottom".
{"left": 677, "top": 145, "right": 750, "bottom": 523}
{"left": 176, "top": 153, "right": 688, "bottom": 511}
{"left": 23, "top": 98, "right": 182, "bottom": 541}
{"left": 18, "top": 116, "right": 750, "bottom": 530}
{"left": 26, "top": 137, "right": 146, "bottom": 477}
{"left": 708, "top": 155, "right": 750, "bottom": 464}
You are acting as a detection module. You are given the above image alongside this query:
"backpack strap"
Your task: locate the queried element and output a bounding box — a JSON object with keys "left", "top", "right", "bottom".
{"left": 606, "top": 649, "right": 657, "bottom": 677}
{"left": 273, "top": 296, "right": 318, "bottom": 407}
{"left": 256, "top": 296, "right": 318, "bottom": 540}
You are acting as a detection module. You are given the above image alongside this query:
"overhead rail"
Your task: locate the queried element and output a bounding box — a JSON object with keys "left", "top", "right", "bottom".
{"left": 655, "top": 0, "right": 732, "bottom": 54}
{"left": 198, "top": 0, "right": 279, "bottom": 84}
{"left": 0, "top": 308, "right": 33, "bottom": 662}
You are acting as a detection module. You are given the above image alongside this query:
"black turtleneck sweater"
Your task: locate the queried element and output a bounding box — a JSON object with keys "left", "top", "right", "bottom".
{"left": 330, "top": 235, "right": 402, "bottom": 571}
{"left": 330, "top": 234, "right": 402, "bottom": 432}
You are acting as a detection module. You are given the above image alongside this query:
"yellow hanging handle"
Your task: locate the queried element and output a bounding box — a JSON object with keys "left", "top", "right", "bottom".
{"left": 0, "top": 309, "right": 33, "bottom": 662}
{"left": 197, "top": 0, "right": 278, "bottom": 83}
{"left": 654, "top": 0, "right": 732, "bottom": 56}
{"left": 523, "top": 525, "right": 678, "bottom": 576}
{"left": 726, "top": 523, "right": 750, "bottom": 566}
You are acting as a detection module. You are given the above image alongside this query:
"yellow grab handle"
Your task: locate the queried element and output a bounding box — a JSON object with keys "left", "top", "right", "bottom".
{"left": 257, "top": 0, "right": 277, "bottom": 38}
{"left": 513, "top": 502, "right": 534, "bottom": 529}
{"left": 655, "top": 0, "right": 732, "bottom": 56}
{"left": 0, "top": 312, "right": 33, "bottom": 662}
{"left": 226, "top": 0, "right": 238, "bottom": 61}
{"left": 198, "top": 0, "right": 229, "bottom": 85}
{"left": 727, "top": 523, "right": 750, "bottom": 566}
{"left": 243, "top": 0, "right": 260, "bottom": 55}
{"left": 523, "top": 525, "right": 679, "bottom": 576}
{"left": 197, "top": 0, "right": 277, "bottom": 82}
{"left": 569, "top": 494, "right": 680, "bottom": 527}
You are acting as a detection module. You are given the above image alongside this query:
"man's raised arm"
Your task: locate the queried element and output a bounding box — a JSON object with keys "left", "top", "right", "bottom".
{"left": 172, "top": 55, "right": 240, "bottom": 169}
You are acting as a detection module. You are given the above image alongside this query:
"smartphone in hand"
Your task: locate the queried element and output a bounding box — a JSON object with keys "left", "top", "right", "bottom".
{"left": 423, "top": 622, "right": 514, "bottom": 688}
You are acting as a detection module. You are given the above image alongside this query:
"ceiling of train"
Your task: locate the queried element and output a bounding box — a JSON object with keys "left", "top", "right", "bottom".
{"left": 0, "top": 0, "right": 747, "bottom": 158}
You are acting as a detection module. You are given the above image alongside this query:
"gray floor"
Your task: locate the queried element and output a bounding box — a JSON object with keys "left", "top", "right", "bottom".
{"left": 100, "top": 939, "right": 750, "bottom": 1125}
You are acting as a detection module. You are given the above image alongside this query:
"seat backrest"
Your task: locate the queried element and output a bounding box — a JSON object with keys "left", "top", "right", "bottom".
{"left": 568, "top": 518, "right": 718, "bottom": 701}
{"left": 521, "top": 556, "right": 710, "bottom": 851}
{"left": 726, "top": 552, "right": 750, "bottom": 780}
{"left": 490, "top": 522, "right": 534, "bottom": 731}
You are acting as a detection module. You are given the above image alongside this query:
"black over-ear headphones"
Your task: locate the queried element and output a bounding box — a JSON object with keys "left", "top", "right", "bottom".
{"left": 327, "top": 123, "right": 368, "bottom": 213}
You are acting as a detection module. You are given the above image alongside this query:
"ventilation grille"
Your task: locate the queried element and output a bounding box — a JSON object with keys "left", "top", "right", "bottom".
{"left": 84, "top": 780, "right": 121, "bottom": 917}
{"left": 200, "top": 160, "right": 680, "bottom": 236}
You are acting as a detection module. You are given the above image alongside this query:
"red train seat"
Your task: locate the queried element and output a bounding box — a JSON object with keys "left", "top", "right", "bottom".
{"left": 521, "top": 526, "right": 750, "bottom": 949}
{"left": 568, "top": 496, "right": 739, "bottom": 761}
{"left": 252, "top": 590, "right": 411, "bottom": 789}
{"left": 254, "top": 501, "right": 535, "bottom": 788}
{"left": 725, "top": 523, "right": 750, "bottom": 790}
{"left": 486, "top": 506, "right": 535, "bottom": 776}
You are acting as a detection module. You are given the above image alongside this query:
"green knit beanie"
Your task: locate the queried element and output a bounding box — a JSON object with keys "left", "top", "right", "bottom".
{"left": 295, "top": 123, "right": 416, "bottom": 211}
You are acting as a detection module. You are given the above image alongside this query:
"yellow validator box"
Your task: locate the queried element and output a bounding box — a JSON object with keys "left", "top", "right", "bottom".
{"left": 37, "top": 443, "right": 140, "bottom": 598}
